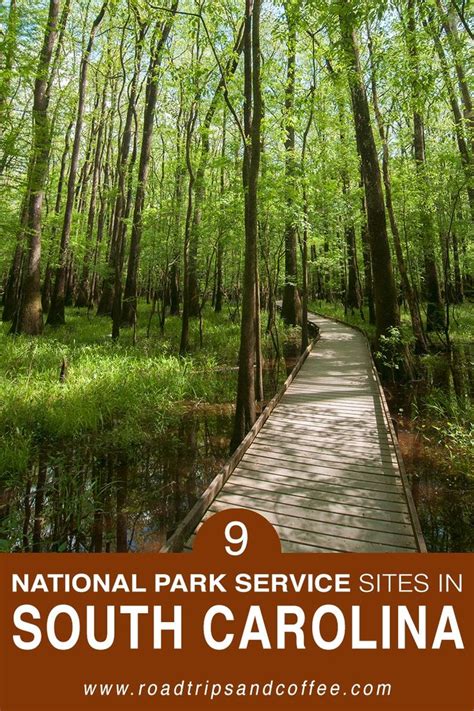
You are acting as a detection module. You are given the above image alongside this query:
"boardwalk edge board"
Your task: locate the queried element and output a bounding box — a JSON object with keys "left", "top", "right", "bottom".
{"left": 314, "top": 311, "right": 427, "bottom": 554}
{"left": 163, "top": 312, "right": 427, "bottom": 554}
{"left": 160, "top": 338, "right": 317, "bottom": 552}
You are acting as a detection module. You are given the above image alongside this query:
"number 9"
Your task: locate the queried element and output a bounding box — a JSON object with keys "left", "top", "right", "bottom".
{"left": 224, "top": 521, "right": 248, "bottom": 556}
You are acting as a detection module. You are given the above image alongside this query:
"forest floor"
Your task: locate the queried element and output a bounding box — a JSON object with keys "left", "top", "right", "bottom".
{"left": 1, "top": 301, "right": 472, "bottom": 552}
{"left": 309, "top": 299, "right": 474, "bottom": 551}
{"left": 0, "top": 305, "right": 298, "bottom": 481}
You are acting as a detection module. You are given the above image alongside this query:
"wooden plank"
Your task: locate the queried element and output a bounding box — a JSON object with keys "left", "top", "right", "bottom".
{"left": 262, "top": 419, "right": 391, "bottom": 441}
{"left": 239, "top": 458, "right": 401, "bottom": 491}
{"left": 250, "top": 435, "right": 397, "bottom": 460}
{"left": 255, "top": 428, "right": 395, "bottom": 455}
{"left": 247, "top": 453, "right": 400, "bottom": 483}
{"left": 235, "top": 467, "right": 407, "bottom": 512}
{"left": 251, "top": 440, "right": 398, "bottom": 469}
{"left": 245, "top": 445, "right": 401, "bottom": 477}
{"left": 266, "top": 421, "right": 391, "bottom": 442}
{"left": 271, "top": 412, "right": 388, "bottom": 428}
{"left": 259, "top": 426, "right": 394, "bottom": 453}
{"left": 216, "top": 491, "right": 414, "bottom": 536}
{"left": 237, "top": 459, "right": 404, "bottom": 496}
{"left": 228, "top": 473, "right": 411, "bottom": 517}
{"left": 167, "top": 309, "right": 425, "bottom": 554}
{"left": 205, "top": 507, "right": 417, "bottom": 552}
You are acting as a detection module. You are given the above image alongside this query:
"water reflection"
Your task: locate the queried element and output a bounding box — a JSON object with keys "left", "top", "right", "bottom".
{"left": 1, "top": 411, "right": 232, "bottom": 553}
{"left": 399, "top": 431, "right": 474, "bottom": 552}
{"left": 1, "top": 344, "right": 300, "bottom": 553}
{"left": 2, "top": 341, "right": 471, "bottom": 553}
{"left": 388, "top": 343, "right": 473, "bottom": 552}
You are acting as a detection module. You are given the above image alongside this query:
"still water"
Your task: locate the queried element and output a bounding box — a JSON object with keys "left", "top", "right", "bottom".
{"left": 2, "top": 345, "right": 472, "bottom": 553}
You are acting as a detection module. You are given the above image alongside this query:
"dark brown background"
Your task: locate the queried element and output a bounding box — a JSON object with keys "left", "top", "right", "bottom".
{"left": 0, "top": 510, "right": 472, "bottom": 710}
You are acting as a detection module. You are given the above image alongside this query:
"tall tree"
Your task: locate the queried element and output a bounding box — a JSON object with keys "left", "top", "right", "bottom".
{"left": 367, "top": 24, "right": 428, "bottom": 353}
{"left": 96, "top": 18, "right": 147, "bottom": 317}
{"left": 231, "top": 0, "right": 262, "bottom": 450}
{"left": 406, "top": 0, "right": 445, "bottom": 333}
{"left": 121, "top": 2, "right": 179, "bottom": 327}
{"left": 280, "top": 0, "right": 302, "bottom": 326}
{"left": 47, "top": 1, "right": 109, "bottom": 325}
{"left": 11, "top": 0, "right": 61, "bottom": 335}
{"left": 339, "top": 4, "right": 400, "bottom": 342}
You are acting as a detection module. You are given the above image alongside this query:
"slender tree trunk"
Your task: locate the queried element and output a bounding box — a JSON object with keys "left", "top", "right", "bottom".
{"left": 0, "top": 0, "right": 17, "bottom": 150}
{"left": 340, "top": 10, "right": 399, "bottom": 341}
{"left": 255, "top": 259, "right": 264, "bottom": 402}
{"left": 2, "top": 194, "right": 28, "bottom": 321}
{"left": 76, "top": 85, "right": 107, "bottom": 307}
{"left": 452, "top": 230, "right": 464, "bottom": 302}
{"left": 215, "top": 111, "right": 227, "bottom": 313}
{"left": 368, "top": 26, "right": 428, "bottom": 353}
{"left": 187, "top": 25, "right": 245, "bottom": 320}
{"left": 41, "top": 120, "right": 73, "bottom": 313}
{"left": 122, "top": 5, "right": 179, "bottom": 326}
{"left": 407, "top": 0, "right": 445, "bottom": 333}
{"left": 12, "top": 0, "right": 60, "bottom": 335}
{"left": 281, "top": 4, "right": 301, "bottom": 326}
{"left": 429, "top": 21, "right": 474, "bottom": 216}
{"left": 169, "top": 106, "right": 185, "bottom": 318}
{"left": 48, "top": 1, "right": 108, "bottom": 326}
{"left": 112, "top": 124, "right": 139, "bottom": 340}
{"left": 231, "top": 0, "right": 262, "bottom": 450}
{"left": 97, "top": 22, "right": 146, "bottom": 317}
{"left": 300, "top": 38, "right": 317, "bottom": 350}
{"left": 339, "top": 161, "right": 361, "bottom": 313}
{"left": 435, "top": 0, "right": 473, "bottom": 153}
{"left": 179, "top": 108, "right": 197, "bottom": 356}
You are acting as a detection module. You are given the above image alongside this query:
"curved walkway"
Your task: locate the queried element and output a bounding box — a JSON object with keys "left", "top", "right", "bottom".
{"left": 187, "top": 312, "right": 426, "bottom": 553}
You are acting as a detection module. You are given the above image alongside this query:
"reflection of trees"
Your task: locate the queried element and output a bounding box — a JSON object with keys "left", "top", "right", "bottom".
{"left": 6, "top": 411, "right": 235, "bottom": 553}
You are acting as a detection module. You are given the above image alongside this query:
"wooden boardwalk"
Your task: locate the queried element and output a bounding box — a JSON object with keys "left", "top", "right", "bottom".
{"left": 169, "top": 312, "right": 425, "bottom": 553}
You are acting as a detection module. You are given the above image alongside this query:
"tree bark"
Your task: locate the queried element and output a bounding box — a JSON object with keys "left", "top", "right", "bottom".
{"left": 75, "top": 86, "right": 106, "bottom": 307}
{"left": 360, "top": 194, "right": 376, "bottom": 325}
{"left": 97, "top": 21, "right": 146, "bottom": 317}
{"left": 429, "top": 21, "right": 474, "bottom": 216}
{"left": 435, "top": 0, "right": 473, "bottom": 153}
{"left": 215, "top": 112, "right": 227, "bottom": 314}
{"left": 12, "top": 0, "right": 60, "bottom": 335}
{"left": 407, "top": 0, "right": 445, "bottom": 333}
{"left": 3, "top": 194, "right": 28, "bottom": 322}
{"left": 281, "top": 3, "right": 302, "bottom": 326}
{"left": 340, "top": 10, "right": 399, "bottom": 342}
{"left": 179, "top": 107, "right": 197, "bottom": 356}
{"left": 121, "top": 4, "right": 179, "bottom": 327}
{"left": 0, "top": 0, "right": 17, "bottom": 151}
{"left": 231, "top": 0, "right": 262, "bottom": 451}
{"left": 47, "top": 1, "right": 108, "bottom": 326}
{"left": 368, "top": 26, "right": 428, "bottom": 353}
{"left": 41, "top": 120, "right": 73, "bottom": 313}
{"left": 187, "top": 24, "right": 245, "bottom": 320}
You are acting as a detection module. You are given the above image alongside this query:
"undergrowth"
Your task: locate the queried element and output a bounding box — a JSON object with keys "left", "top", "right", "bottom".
{"left": 0, "top": 304, "right": 294, "bottom": 479}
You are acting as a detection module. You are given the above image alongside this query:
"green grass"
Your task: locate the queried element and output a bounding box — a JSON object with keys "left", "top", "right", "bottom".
{"left": 0, "top": 303, "right": 294, "bottom": 479}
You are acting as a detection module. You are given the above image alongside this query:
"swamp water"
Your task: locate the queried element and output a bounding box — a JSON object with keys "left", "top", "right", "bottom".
{"left": 387, "top": 343, "right": 473, "bottom": 552}
{"left": 2, "top": 343, "right": 472, "bottom": 553}
{"left": 0, "top": 354, "right": 294, "bottom": 553}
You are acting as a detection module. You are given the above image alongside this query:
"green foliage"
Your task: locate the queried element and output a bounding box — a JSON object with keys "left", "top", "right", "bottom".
{"left": 0, "top": 303, "right": 293, "bottom": 478}
{"left": 375, "top": 326, "right": 405, "bottom": 373}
